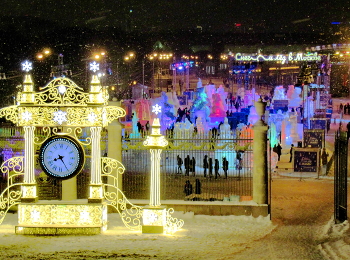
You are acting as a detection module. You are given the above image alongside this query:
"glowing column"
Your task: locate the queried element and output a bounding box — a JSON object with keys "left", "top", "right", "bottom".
{"left": 142, "top": 111, "right": 168, "bottom": 233}
{"left": 89, "top": 126, "right": 103, "bottom": 203}
{"left": 22, "top": 125, "right": 37, "bottom": 202}
{"left": 149, "top": 149, "right": 162, "bottom": 206}
{"left": 252, "top": 98, "right": 268, "bottom": 205}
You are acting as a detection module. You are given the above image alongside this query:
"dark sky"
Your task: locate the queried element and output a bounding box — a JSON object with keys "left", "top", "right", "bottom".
{"left": 0, "top": 0, "right": 348, "bottom": 32}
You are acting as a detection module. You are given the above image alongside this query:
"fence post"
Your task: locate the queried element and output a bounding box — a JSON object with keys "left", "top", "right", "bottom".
{"left": 253, "top": 98, "right": 268, "bottom": 205}
{"left": 334, "top": 130, "right": 348, "bottom": 223}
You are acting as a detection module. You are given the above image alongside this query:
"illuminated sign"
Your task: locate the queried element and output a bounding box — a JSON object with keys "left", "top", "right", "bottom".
{"left": 235, "top": 52, "right": 321, "bottom": 64}
{"left": 171, "top": 61, "right": 194, "bottom": 70}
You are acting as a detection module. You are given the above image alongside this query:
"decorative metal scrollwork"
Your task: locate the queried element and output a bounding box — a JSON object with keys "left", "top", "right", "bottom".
{"left": 0, "top": 106, "right": 19, "bottom": 125}
{"left": 165, "top": 208, "right": 184, "bottom": 234}
{"left": 34, "top": 78, "right": 89, "bottom": 105}
{"left": 101, "top": 158, "right": 142, "bottom": 231}
{"left": 0, "top": 157, "right": 25, "bottom": 225}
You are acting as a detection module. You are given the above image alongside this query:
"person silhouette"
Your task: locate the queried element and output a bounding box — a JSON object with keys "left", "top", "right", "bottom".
{"left": 184, "top": 180, "right": 193, "bottom": 196}
{"left": 195, "top": 179, "right": 201, "bottom": 195}
{"left": 177, "top": 155, "right": 183, "bottom": 174}
{"left": 203, "top": 155, "right": 208, "bottom": 177}
{"left": 236, "top": 151, "right": 242, "bottom": 170}
{"left": 184, "top": 155, "right": 191, "bottom": 176}
{"left": 191, "top": 156, "right": 196, "bottom": 176}
{"left": 214, "top": 159, "right": 220, "bottom": 179}
{"left": 289, "top": 144, "right": 294, "bottom": 163}
{"left": 222, "top": 157, "right": 229, "bottom": 179}
{"left": 145, "top": 121, "right": 150, "bottom": 133}
{"left": 276, "top": 143, "right": 282, "bottom": 161}
{"left": 208, "top": 157, "right": 213, "bottom": 179}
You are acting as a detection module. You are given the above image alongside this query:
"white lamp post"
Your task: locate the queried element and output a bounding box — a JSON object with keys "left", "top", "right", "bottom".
{"left": 142, "top": 104, "right": 168, "bottom": 233}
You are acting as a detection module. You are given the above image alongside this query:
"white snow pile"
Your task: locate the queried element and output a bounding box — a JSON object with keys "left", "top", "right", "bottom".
{"left": 318, "top": 216, "right": 350, "bottom": 260}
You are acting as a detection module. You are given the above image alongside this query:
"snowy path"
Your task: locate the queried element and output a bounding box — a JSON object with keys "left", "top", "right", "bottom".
{"left": 232, "top": 225, "right": 326, "bottom": 260}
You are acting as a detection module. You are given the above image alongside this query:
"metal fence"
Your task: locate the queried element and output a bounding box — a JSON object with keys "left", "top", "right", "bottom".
{"left": 0, "top": 126, "right": 254, "bottom": 202}
{"left": 122, "top": 132, "right": 254, "bottom": 201}
{"left": 334, "top": 130, "right": 348, "bottom": 223}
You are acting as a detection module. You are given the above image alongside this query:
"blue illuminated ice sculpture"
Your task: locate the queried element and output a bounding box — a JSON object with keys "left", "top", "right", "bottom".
{"left": 190, "top": 79, "right": 211, "bottom": 123}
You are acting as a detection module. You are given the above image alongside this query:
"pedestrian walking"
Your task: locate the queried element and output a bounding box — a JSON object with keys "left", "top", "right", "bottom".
{"left": 177, "top": 155, "right": 183, "bottom": 174}
{"left": 222, "top": 157, "right": 229, "bottom": 179}
{"left": 275, "top": 143, "right": 282, "bottom": 161}
{"left": 214, "top": 159, "right": 220, "bottom": 179}
{"left": 289, "top": 144, "right": 294, "bottom": 163}
{"left": 203, "top": 155, "right": 208, "bottom": 177}
{"left": 184, "top": 155, "right": 190, "bottom": 176}
{"left": 191, "top": 156, "right": 196, "bottom": 176}
{"left": 236, "top": 151, "right": 242, "bottom": 170}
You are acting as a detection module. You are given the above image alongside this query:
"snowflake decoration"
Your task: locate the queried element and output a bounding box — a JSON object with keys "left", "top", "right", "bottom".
{"left": 53, "top": 110, "right": 67, "bottom": 125}
{"left": 31, "top": 210, "right": 40, "bottom": 222}
{"left": 148, "top": 212, "right": 159, "bottom": 223}
{"left": 152, "top": 104, "right": 162, "bottom": 115}
{"left": 80, "top": 211, "right": 90, "bottom": 222}
{"left": 88, "top": 112, "right": 97, "bottom": 123}
{"left": 21, "top": 60, "right": 33, "bottom": 72}
{"left": 21, "top": 111, "right": 32, "bottom": 122}
{"left": 58, "top": 85, "right": 66, "bottom": 94}
{"left": 90, "top": 61, "right": 99, "bottom": 73}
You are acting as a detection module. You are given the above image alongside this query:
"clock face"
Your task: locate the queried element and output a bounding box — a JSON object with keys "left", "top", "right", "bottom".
{"left": 39, "top": 136, "right": 85, "bottom": 179}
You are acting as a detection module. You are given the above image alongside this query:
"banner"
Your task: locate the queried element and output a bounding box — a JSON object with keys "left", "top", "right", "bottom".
{"left": 303, "top": 129, "right": 324, "bottom": 148}
{"left": 293, "top": 148, "right": 320, "bottom": 172}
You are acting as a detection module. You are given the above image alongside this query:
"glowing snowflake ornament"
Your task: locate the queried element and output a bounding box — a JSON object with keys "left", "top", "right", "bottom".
{"left": 152, "top": 104, "right": 162, "bottom": 115}
{"left": 21, "top": 61, "right": 33, "bottom": 72}
{"left": 88, "top": 112, "right": 97, "bottom": 123}
{"left": 90, "top": 61, "right": 99, "bottom": 73}
{"left": 149, "top": 212, "right": 158, "bottom": 223}
{"left": 31, "top": 210, "right": 40, "bottom": 222}
{"left": 21, "top": 111, "right": 32, "bottom": 122}
{"left": 53, "top": 110, "right": 67, "bottom": 125}
{"left": 80, "top": 211, "right": 90, "bottom": 222}
{"left": 58, "top": 85, "right": 66, "bottom": 94}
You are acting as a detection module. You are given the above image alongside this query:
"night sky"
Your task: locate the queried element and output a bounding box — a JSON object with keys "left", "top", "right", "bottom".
{"left": 0, "top": 0, "right": 348, "bottom": 32}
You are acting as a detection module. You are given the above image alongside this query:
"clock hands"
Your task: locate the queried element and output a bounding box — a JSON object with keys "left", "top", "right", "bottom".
{"left": 54, "top": 154, "right": 69, "bottom": 171}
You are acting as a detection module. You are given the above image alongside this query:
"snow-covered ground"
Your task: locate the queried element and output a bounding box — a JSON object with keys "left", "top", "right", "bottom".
{"left": 0, "top": 212, "right": 276, "bottom": 259}
{"left": 0, "top": 209, "right": 349, "bottom": 259}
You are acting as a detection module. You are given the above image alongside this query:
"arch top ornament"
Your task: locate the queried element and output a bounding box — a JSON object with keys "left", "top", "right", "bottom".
{"left": 34, "top": 77, "right": 90, "bottom": 106}
{"left": 0, "top": 74, "right": 126, "bottom": 127}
